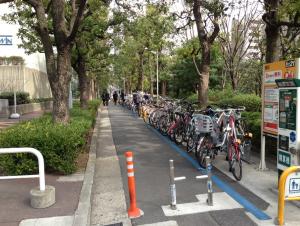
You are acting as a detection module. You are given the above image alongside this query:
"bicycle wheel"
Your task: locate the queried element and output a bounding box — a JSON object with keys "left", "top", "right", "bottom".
{"left": 159, "top": 115, "right": 168, "bottom": 136}
{"left": 169, "top": 124, "right": 176, "bottom": 141}
{"left": 195, "top": 135, "right": 213, "bottom": 168}
{"left": 228, "top": 139, "right": 242, "bottom": 181}
{"left": 174, "top": 127, "right": 183, "bottom": 144}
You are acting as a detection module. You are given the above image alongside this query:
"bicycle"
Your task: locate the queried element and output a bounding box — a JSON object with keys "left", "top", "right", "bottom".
{"left": 195, "top": 107, "right": 251, "bottom": 181}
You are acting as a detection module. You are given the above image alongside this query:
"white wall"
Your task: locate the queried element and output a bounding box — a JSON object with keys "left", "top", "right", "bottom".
{"left": 0, "top": 4, "right": 47, "bottom": 73}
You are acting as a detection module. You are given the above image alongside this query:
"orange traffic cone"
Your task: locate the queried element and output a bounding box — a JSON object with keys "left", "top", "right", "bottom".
{"left": 125, "top": 151, "right": 143, "bottom": 218}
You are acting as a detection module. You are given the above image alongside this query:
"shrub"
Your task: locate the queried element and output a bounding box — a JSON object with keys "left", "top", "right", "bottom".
{"left": 0, "top": 91, "right": 30, "bottom": 105}
{"left": 88, "top": 100, "right": 101, "bottom": 113}
{"left": 216, "top": 94, "right": 261, "bottom": 112}
{"left": 30, "top": 97, "right": 53, "bottom": 103}
{"left": 0, "top": 100, "right": 100, "bottom": 175}
{"left": 242, "top": 112, "right": 261, "bottom": 147}
{"left": 208, "top": 89, "right": 235, "bottom": 103}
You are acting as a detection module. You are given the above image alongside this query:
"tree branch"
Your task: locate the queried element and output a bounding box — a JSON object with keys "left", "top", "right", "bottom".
{"left": 0, "top": 0, "right": 13, "bottom": 3}
{"left": 66, "top": 0, "right": 87, "bottom": 44}
{"left": 277, "top": 20, "right": 300, "bottom": 28}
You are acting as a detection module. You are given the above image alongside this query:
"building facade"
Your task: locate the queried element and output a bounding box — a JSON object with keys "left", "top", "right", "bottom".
{"left": 0, "top": 6, "right": 52, "bottom": 99}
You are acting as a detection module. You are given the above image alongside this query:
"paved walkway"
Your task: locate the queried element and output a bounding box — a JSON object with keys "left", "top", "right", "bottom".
{"left": 108, "top": 105, "right": 264, "bottom": 226}
{"left": 90, "top": 107, "right": 131, "bottom": 226}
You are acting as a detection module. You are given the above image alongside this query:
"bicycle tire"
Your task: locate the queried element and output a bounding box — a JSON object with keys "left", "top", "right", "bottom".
{"left": 159, "top": 115, "right": 168, "bottom": 136}
{"left": 195, "top": 135, "right": 213, "bottom": 168}
{"left": 186, "top": 133, "right": 196, "bottom": 153}
{"left": 228, "top": 138, "right": 242, "bottom": 181}
{"left": 231, "top": 153, "right": 242, "bottom": 181}
{"left": 174, "top": 127, "right": 183, "bottom": 144}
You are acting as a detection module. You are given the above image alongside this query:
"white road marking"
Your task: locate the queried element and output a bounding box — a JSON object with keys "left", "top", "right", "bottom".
{"left": 161, "top": 192, "right": 242, "bottom": 217}
{"left": 139, "top": 220, "right": 178, "bottom": 226}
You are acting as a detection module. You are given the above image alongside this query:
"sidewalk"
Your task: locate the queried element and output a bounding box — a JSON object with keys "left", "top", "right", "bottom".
{"left": 0, "top": 110, "right": 46, "bottom": 130}
{"left": 213, "top": 151, "right": 300, "bottom": 226}
{"left": 0, "top": 108, "right": 100, "bottom": 226}
{"left": 90, "top": 107, "right": 131, "bottom": 226}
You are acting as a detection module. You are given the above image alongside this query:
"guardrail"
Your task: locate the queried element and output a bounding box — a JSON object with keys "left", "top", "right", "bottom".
{"left": 277, "top": 165, "right": 300, "bottom": 226}
{"left": 0, "top": 147, "right": 45, "bottom": 191}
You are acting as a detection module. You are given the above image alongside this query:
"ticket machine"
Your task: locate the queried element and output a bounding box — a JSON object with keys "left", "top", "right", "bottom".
{"left": 276, "top": 79, "right": 300, "bottom": 176}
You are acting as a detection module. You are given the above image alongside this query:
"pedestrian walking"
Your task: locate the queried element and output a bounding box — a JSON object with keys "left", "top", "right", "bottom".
{"left": 105, "top": 92, "right": 110, "bottom": 106}
{"left": 101, "top": 91, "right": 107, "bottom": 106}
{"left": 113, "top": 91, "right": 118, "bottom": 105}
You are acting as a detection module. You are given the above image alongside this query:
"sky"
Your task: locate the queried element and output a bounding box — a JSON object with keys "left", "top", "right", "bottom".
{"left": 0, "top": 0, "right": 264, "bottom": 48}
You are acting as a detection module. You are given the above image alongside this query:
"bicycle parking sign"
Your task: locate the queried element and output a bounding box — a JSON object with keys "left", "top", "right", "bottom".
{"left": 285, "top": 172, "right": 300, "bottom": 198}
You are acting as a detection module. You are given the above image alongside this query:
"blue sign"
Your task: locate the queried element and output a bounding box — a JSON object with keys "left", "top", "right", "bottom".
{"left": 0, "top": 35, "right": 13, "bottom": 45}
{"left": 290, "top": 132, "right": 296, "bottom": 142}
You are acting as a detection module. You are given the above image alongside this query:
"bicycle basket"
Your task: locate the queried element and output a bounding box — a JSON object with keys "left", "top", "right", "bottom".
{"left": 193, "top": 114, "right": 213, "bottom": 133}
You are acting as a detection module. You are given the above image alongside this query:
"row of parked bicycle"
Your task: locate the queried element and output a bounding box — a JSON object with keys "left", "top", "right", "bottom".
{"left": 122, "top": 96, "right": 252, "bottom": 181}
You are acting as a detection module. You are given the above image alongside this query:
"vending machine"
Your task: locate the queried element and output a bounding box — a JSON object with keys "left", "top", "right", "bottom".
{"left": 276, "top": 79, "right": 300, "bottom": 174}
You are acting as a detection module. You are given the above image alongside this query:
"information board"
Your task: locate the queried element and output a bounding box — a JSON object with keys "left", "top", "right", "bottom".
{"left": 263, "top": 59, "right": 299, "bottom": 136}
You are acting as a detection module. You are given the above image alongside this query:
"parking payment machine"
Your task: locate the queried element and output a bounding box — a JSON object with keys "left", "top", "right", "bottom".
{"left": 276, "top": 79, "right": 300, "bottom": 175}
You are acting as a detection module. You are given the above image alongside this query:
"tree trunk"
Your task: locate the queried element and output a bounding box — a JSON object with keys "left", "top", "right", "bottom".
{"left": 76, "top": 56, "right": 90, "bottom": 109}
{"left": 193, "top": 0, "right": 220, "bottom": 106}
{"left": 137, "top": 51, "right": 144, "bottom": 91}
{"left": 198, "top": 42, "right": 210, "bottom": 106}
{"left": 229, "top": 70, "right": 238, "bottom": 90}
{"left": 88, "top": 79, "right": 94, "bottom": 100}
{"left": 91, "top": 79, "right": 96, "bottom": 99}
{"left": 264, "top": 0, "right": 280, "bottom": 63}
{"left": 150, "top": 76, "right": 153, "bottom": 95}
{"left": 49, "top": 47, "right": 71, "bottom": 124}
{"left": 162, "top": 81, "right": 167, "bottom": 97}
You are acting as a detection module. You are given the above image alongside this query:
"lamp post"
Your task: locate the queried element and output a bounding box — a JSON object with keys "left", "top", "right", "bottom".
{"left": 10, "top": 65, "right": 21, "bottom": 119}
{"left": 145, "top": 48, "right": 159, "bottom": 102}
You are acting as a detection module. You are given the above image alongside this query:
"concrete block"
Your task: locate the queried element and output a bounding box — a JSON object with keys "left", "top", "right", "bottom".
{"left": 30, "top": 185, "right": 56, "bottom": 208}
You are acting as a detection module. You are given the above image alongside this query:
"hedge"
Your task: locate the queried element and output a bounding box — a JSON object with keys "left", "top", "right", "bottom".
{"left": 242, "top": 112, "right": 261, "bottom": 147}
{"left": 0, "top": 92, "right": 30, "bottom": 105}
{"left": 0, "top": 100, "right": 100, "bottom": 175}
{"left": 216, "top": 94, "right": 261, "bottom": 112}
{"left": 187, "top": 90, "right": 261, "bottom": 112}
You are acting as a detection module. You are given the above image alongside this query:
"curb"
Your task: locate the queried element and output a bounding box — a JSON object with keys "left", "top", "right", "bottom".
{"left": 72, "top": 107, "right": 101, "bottom": 226}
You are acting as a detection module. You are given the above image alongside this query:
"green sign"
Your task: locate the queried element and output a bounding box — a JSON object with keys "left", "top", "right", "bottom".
{"left": 279, "top": 89, "right": 297, "bottom": 130}
{"left": 278, "top": 150, "right": 291, "bottom": 167}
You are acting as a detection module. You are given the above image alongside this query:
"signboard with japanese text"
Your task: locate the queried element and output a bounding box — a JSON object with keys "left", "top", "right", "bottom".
{"left": 0, "top": 35, "right": 12, "bottom": 45}
{"left": 262, "top": 59, "right": 300, "bottom": 136}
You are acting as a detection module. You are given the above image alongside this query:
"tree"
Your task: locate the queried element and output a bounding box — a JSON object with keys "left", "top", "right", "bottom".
{"left": 0, "top": 0, "right": 87, "bottom": 123}
{"left": 112, "top": 2, "right": 173, "bottom": 93}
{"left": 218, "top": 0, "right": 260, "bottom": 90}
{"left": 71, "top": 0, "right": 115, "bottom": 108}
{"left": 191, "top": 0, "right": 224, "bottom": 105}
{"left": 263, "top": 0, "right": 300, "bottom": 63}
{"left": 169, "top": 38, "right": 224, "bottom": 98}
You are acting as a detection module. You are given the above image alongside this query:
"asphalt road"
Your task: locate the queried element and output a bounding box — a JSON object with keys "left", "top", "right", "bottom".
{"left": 108, "top": 104, "right": 268, "bottom": 226}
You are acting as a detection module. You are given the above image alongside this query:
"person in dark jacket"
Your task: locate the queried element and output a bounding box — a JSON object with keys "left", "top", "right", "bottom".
{"left": 113, "top": 91, "right": 118, "bottom": 105}
{"left": 105, "top": 92, "right": 110, "bottom": 106}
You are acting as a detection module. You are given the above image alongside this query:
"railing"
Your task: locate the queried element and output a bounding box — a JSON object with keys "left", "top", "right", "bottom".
{"left": 277, "top": 165, "right": 300, "bottom": 226}
{"left": 0, "top": 148, "right": 45, "bottom": 191}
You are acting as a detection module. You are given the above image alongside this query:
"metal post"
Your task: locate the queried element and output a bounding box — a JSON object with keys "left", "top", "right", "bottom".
{"left": 169, "top": 159, "right": 176, "bottom": 210}
{"left": 259, "top": 135, "right": 267, "bottom": 170}
{"left": 206, "top": 156, "right": 213, "bottom": 206}
{"left": 14, "top": 91, "right": 17, "bottom": 114}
